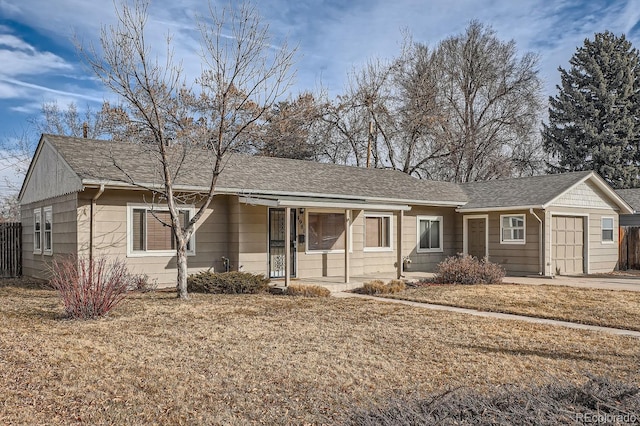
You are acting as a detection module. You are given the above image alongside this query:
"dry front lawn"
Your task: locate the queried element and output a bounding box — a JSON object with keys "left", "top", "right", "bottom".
{"left": 1, "top": 280, "right": 639, "bottom": 424}
{"left": 388, "top": 283, "right": 640, "bottom": 331}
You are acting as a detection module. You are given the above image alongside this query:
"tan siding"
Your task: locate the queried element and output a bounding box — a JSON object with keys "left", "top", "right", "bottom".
{"left": 551, "top": 180, "right": 617, "bottom": 210}
{"left": 403, "top": 207, "right": 459, "bottom": 273}
{"left": 486, "top": 210, "right": 541, "bottom": 276}
{"left": 79, "top": 190, "right": 231, "bottom": 287}
{"left": 21, "top": 193, "right": 78, "bottom": 280}
{"left": 545, "top": 206, "right": 619, "bottom": 275}
{"left": 20, "top": 141, "right": 82, "bottom": 204}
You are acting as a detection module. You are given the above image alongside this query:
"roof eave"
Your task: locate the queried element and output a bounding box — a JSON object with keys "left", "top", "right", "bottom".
{"left": 457, "top": 205, "right": 543, "bottom": 213}
{"left": 81, "top": 180, "right": 467, "bottom": 207}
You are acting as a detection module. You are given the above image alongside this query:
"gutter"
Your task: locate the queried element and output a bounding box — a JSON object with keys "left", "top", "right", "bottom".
{"left": 530, "top": 208, "right": 544, "bottom": 275}
{"left": 89, "top": 184, "right": 105, "bottom": 265}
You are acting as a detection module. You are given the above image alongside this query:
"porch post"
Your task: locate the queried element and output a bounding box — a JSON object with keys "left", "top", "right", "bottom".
{"left": 397, "top": 209, "right": 403, "bottom": 279}
{"left": 344, "top": 209, "right": 351, "bottom": 283}
{"left": 285, "top": 207, "right": 291, "bottom": 287}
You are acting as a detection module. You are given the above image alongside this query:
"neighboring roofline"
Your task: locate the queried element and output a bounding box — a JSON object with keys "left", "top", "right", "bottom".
{"left": 81, "top": 180, "right": 467, "bottom": 208}
{"left": 542, "top": 171, "right": 634, "bottom": 214}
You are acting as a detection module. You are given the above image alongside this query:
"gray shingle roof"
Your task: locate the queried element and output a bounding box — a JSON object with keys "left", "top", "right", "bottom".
{"left": 459, "top": 171, "right": 594, "bottom": 210}
{"left": 43, "top": 134, "right": 468, "bottom": 205}
{"left": 616, "top": 188, "right": 640, "bottom": 212}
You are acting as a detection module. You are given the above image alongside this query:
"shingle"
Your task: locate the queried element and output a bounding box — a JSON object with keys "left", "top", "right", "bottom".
{"left": 459, "top": 171, "right": 593, "bottom": 210}
{"left": 44, "top": 134, "right": 468, "bottom": 204}
{"left": 616, "top": 188, "right": 640, "bottom": 212}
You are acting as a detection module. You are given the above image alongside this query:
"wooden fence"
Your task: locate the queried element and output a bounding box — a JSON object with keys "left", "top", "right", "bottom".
{"left": 619, "top": 226, "right": 640, "bottom": 270}
{"left": 0, "top": 222, "right": 21, "bottom": 278}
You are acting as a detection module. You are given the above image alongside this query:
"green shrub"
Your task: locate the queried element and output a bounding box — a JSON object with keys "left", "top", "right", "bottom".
{"left": 356, "top": 279, "right": 407, "bottom": 295}
{"left": 284, "top": 284, "right": 331, "bottom": 297}
{"left": 187, "top": 271, "right": 270, "bottom": 294}
{"left": 434, "top": 254, "right": 505, "bottom": 285}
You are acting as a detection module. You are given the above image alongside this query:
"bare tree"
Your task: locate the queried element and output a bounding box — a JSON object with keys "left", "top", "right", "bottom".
{"left": 430, "top": 21, "right": 543, "bottom": 182}
{"left": 318, "top": 36, "right": 450, "bottom": 177}
{"left": 31, "top": 101, "right": 107, "bottom": 139}
{"left": 79, "top": 0, "right": 295, "bottom": 299}
{"left": 258, "top": 92, "right": 323, "bottom": 160}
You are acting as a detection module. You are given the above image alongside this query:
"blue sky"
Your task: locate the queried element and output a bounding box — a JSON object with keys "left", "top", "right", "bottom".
{"left": 1, "top": 0, "right": 640, "bottom": 193}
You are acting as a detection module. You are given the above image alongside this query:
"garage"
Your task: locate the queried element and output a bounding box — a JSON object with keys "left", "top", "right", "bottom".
{"left": 552, "top": 216, "right": 584, "bottom": 275}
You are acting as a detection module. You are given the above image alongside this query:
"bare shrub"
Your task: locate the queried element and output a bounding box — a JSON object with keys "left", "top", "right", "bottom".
{"left": 434, "top": 254, "right": 505, "bottom": 285}
{"left": 49, "top": 256, "right": 131, "bottom": 319}
{"left": 284, "top": 284, "right": 331, "bottom": 298}
{"left": 129, "top": 273, "right": 157, "bottom": 293}
{"left": 356, "top": 279, "right": 407, "bottom": 295}
{"left": 349, "top": 375, "right": 640, "bottom": 425}
{"left": 187, "top": 271, "right": 270, "bottom": 294}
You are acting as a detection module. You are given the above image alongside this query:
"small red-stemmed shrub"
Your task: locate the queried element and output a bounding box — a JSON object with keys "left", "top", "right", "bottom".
{"left": 49, "top": 256, "right": 132, "bottom": 319}
{"left": 434, "top": 254, "right": 505, "bottom": 285}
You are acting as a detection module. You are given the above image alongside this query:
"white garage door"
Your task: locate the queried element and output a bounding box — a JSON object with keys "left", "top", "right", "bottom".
{"left": 552, "top": 216, "right": 584, "bottom": 275}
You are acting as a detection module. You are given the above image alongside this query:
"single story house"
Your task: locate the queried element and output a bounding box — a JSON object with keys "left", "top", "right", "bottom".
{"left": 18, "top": 134, "right": 633, "bottom": 287}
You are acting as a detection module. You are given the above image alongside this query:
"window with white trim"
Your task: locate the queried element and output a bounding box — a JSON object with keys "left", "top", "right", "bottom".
{"left": 364, "top": 213, "right": 392, "bottom": 251}
{"left": 43, "top": 206, "right": 53, "bottom": 254}
{"left": 128, "top": 205, "right": 195, "bottom": 255}
{"left": 500, "top": 214, "right": 525, "bottom": 244}
{"left": 417, "top": 216, "right": 443, "bottom": 252}
{"left": 602, "top": 217, "right": 614, "bottom": 243}
{"left": 307, "top": 211, "right": 346, "bottom": 252}
{"left": 33, "top": 208, "right": 42, "bottom": 254}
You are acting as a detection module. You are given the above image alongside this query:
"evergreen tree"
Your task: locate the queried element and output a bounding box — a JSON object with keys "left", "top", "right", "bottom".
{"left": 543, "top": 31, "right": 640, "bottom": 188}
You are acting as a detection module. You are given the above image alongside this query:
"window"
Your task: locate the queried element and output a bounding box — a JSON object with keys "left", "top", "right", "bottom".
{"left": 501, "top": 214, "right": 525, "bottom": 244}
{"left": 417, "top": 216, "right": 443, "bottom": 252}
{"left": 307, "top": 212, "right": 346, "bottom": 251}
{"left": 602, "top": 217, "right": 614, "bottom": 243}
{"left": 33, "top": 208, "right": 42, "bottom": 254}
{"left": 365, "top": 213, "right": 392, "bottom": 251}
{"left": 43, "top": 206, "right": 52, "bottom": 254}
{"left": 129, "top": 205, "right": 195, "bottom": 255}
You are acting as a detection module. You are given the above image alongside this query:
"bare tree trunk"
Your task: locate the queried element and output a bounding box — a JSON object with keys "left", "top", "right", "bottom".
{"left": 176, "top": 237, "right": 189, "bottom": 299}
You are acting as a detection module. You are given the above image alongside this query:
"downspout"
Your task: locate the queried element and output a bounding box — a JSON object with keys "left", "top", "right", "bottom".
{"left": 530, "top": 208, "right": 543, "bottom": 276}
{"left": 89, "top": 184, "right": 105, "bottom": 265}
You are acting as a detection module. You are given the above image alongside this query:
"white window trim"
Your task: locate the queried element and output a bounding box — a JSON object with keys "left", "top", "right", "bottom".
{"left": 417, "top": 215, "right": 444, "bottom": 253}
{"left": 500, "top": 214, "right": 526, "bottom": 245}
{"left": 305, "top": 209, "right": 353, "bottom": 254}
{"left": 126, "top": 203, "right": 196, "bottom": 257}
{"left": 364, "top": 212, "right": 393, "bottom": 252}
{"left": 43, "top": 206, "right": 53, "bottom": 255}
{"left": 33, "top": 208, "right": 42, "bottom": 254}
{"left": 601, "top": 216, "right": 615, "bottom": 244}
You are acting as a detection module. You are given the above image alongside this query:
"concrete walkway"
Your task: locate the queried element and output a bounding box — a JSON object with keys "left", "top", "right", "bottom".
{"left": 505, "top": 274, "right": 640, "bottom": 292}
{"left": 334, "top": 291, "right": 640, "bottom": 339}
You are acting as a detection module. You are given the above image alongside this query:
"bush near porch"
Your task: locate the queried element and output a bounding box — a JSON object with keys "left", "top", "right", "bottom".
{"left": 187, "top": 271, "right": 270, "bottom": 294}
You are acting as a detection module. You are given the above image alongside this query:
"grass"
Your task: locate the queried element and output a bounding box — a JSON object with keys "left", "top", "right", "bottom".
{"left": 387, "top": 283, "right": 640, "bottom": 331}
{"left": 1, "top": 278, "right": 640, "bottom": 424}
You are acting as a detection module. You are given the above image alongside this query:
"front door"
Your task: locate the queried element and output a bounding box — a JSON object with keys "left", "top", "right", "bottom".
{"left": 268, "top": 208, "right": 297, "bottom": 278}
{"left": 468, "top": 218, "right": 487, "bottom": 259}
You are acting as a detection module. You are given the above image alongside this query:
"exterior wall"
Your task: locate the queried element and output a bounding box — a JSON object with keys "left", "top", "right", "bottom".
{"left": 402, "top": 206, "right": 460, "bottom": 273}
{"left": 484, "top": 210, "right": 542, "bottom": 276}
{"left": 544, "top": 205, "right": 619, "bottom": 275}
{"left": 77, "top": 190, "right": 231, "bottom": 287}
{"left": 21, "top": 192, "right": 78, "bottom": 280}
{"left": 552, "top": 180, "right": 618, "bottom": 210}
{"left": 20, "top": 141, "right": 82, "bottom": 205}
